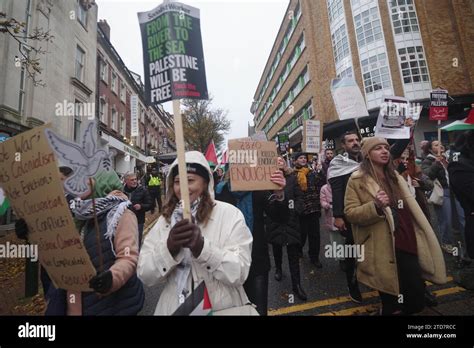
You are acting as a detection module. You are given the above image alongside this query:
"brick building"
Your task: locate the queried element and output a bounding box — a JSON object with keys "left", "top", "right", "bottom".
{"left": 97, "top": 20, "right": 175, "bottom": 177}
{"left": 251, "top": 0, "right": 474, "bottom": 151}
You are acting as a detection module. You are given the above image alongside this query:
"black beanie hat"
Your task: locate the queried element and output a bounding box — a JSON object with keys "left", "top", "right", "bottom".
{"left": 171, "top": 163, "right": 210, "bottom": 183}
{"left": 293, "top": 152, "right": 307, "bottom": 161}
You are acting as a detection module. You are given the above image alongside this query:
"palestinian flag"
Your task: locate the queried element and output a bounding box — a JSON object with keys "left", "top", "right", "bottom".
{"left": 172, "top": 281, "right": 213, "bottom": 316}
{"left": 0, "top": 187, "right": 10, "bottom": 216}
{"left": 204, "top": 140, "right": 218, "bottom": 168}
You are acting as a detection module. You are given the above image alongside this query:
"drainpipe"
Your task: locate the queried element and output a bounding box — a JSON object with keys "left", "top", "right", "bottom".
{"left": 18, "top": 0, "right": 32, "bottom": 120}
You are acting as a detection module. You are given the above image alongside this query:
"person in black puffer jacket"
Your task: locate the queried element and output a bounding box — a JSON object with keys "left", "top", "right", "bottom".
{"left": 123, "top": 172, "right": 153, "bottom": 247}
{"left": 266, "top": 157, "right": 307, "bottom": 300}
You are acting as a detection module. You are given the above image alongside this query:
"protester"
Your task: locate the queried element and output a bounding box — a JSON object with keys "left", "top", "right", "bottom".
{"left": 449, "top": 130, "right": 474, "bottom": 259}
{"left": 214, "top": 161, "right": 288, "bottom": 315}
{"left": 419, "top": 140, "right": 430, "bottom": 161}
{"left": 17, "top": 170, "right": 144, "bottom": 315}
{"left": 327, "top": 131, "right": 363, "bottom": 302}
{"left": 344, "top": 137, "right": 446, "bottom": 315}
{"left": 293, "top": 152, "right": 324, "bottom": 267}
{"left": 321, "top": 148, "right": 335, "bottom": 179}
{"left": 123, "top": 172, "right": 153, "bottom": 247}
{"left": 320, "top": 182, "right": 346, "bottom": 270}
{"left": 266, "top": 157, "right": 307, "bottom": 301}
{"left": 421, "top": 141, "right": 459, "bottom": 253}
{"left": 138, "top": 151, "right": 255, "bottom": 315}
{"left": 143, "top": 168, "right": 163, "bottom": 214}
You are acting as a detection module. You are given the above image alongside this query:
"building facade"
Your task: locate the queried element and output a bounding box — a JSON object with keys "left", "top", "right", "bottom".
{"left": 97, "top": 20, "right": 175, "bottom": 177}
{"left": 251, "top": 0, "right": 474, "bottom": 151}
{"left": 0, "top": 0, "right": 98, "bottom": 140}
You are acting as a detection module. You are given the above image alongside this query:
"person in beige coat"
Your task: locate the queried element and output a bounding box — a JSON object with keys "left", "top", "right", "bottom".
{"left": 344, "top": 137, "right": 447, "bottom": 315}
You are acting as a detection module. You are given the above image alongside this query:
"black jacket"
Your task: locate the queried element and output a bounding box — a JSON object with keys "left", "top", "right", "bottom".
{"left": 123, "top": 184, "right": 153, "bottom": 224}
{"left": 215, "top": 184, "right": 288, "bottom": 278}
{"left": 294, "top": 168, "right": 323, "bottom": 216}
{"left": 422, "top": 155, "right": 449, "bottom": 188}
{"left": 265, "top": 170, "right": 301, "bottom": 246}
{"left": 449, "top": 156, "right": 474, "bottom": 258}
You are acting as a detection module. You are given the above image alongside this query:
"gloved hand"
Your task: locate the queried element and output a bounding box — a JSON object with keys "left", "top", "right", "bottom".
{"left": 396, "top": 162, "right": 407, "bottom": 174}
{"left": 89, "top": 270, "right": 113, "bottom": 294}
{"left": 167, "top": 219, "right": 204, "bottom": 257}
{"left": 15, "top": 219, "right": 29, "bottom": 241}
{"left": 184, "top": 219, "right": 204, "bottom": 258}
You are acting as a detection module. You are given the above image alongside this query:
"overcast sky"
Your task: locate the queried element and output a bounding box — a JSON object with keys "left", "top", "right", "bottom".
{"left": 96, "top": 0, "right": 289, "bottom": 150}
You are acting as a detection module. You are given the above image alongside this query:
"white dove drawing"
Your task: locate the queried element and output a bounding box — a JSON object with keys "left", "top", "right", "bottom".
{"left": 45, "top": 121, "right": 112, "bottom": 196}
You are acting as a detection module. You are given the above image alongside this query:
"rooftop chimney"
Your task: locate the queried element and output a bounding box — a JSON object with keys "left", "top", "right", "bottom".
{"left": 98, "top": 19, "right": 110, "bottom": 40}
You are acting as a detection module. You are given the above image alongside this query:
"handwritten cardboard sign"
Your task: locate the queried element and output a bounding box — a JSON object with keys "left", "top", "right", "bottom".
{"left": 228, "top": 139, "right": 279, "bottom": 192}
{"left": 0, "top": 125, "right": 95, "bottom": 291}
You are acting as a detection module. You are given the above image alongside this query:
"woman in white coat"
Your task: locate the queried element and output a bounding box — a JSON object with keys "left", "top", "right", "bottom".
{"left": 138, "top": 151, "right": 255, "bottom": 315}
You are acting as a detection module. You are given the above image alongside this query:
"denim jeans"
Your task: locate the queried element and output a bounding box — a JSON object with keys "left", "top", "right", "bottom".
{"left": 434, "top": 188, "right": 453, "bottom": 244}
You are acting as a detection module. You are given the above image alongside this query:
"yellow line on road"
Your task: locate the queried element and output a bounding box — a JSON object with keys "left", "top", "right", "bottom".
{"left": 268, "top": 291, "right": 379, "bottom": 316}
{"left": 269, "top": 276, "right": 457, "bottom": 316}
{"left": 316, "top": 285, "right": 466, "bottom": 316}
{"left": 318, "top": 304, "right": 380, "bottom": 316}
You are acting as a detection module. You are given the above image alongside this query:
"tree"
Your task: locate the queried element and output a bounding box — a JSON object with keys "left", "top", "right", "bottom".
{"left": 0, "top": 11, "right": 54, "bottom": 86}
{"left": 182, "top": 97, "right": 231, "bottom": 152}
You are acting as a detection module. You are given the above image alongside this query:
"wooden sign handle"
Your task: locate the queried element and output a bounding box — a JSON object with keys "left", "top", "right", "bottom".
{"left": 173, "top": 99, "right": 191, "bottom": 220}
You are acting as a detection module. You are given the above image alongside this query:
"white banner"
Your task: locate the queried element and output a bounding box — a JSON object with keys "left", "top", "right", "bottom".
{"left": 331, "top": 78, "right": 369, "bottom": 120}
{"left": 130, "top": 95, "right": 139, "bottom": 137}
{"left": 374, "top": 96, "right": 411, "bottom": 139}
{"left": 303, "top": 120, "right": 321, "bottom": 153}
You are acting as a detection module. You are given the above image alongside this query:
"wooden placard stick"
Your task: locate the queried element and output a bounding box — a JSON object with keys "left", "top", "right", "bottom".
{"left": 173, "top": 99, "right": 191, "bottom": 220}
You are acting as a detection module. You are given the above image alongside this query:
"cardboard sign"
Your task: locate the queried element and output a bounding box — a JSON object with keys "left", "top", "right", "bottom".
{"left": 0, "top": 125, "right": 95, "bottom": 291}
{"left": 331, "top": 77, "right": 369, "bottom": 120}
{"left": 374, "top": 96, "right": 411, "bottom": 139}
{"left": 429, "top": 89, "right": 448, "bottom": 121}
{"left": 303, "top": 120, "right": 321, "bottom": 153}
{"left": 228, "top": 139, "right": 279, "bottom": 192}
{"left": 138, "top": 1, "right": 208, "bottom": 105}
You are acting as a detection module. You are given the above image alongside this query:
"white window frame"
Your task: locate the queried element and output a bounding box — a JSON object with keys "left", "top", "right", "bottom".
{"left": 75, "top": 45, "right": 85, "bottom": 81}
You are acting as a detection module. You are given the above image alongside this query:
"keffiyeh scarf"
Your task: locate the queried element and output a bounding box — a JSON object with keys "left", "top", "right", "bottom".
{"left": 72, "top": 195, "right": 131, "bottom": 255}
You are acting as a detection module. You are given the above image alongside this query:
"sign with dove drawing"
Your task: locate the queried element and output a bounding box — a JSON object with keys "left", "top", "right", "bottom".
{"left": 44, "top": 121, "right": 112, "bottom": 196}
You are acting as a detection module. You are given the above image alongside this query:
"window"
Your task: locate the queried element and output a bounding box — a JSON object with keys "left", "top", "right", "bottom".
{"left": 389, "top": 0, "right": 419, "bottom": 34}
{"left": 331, "top": 24, "right": 350, "bottom": 63}
{"left": 99, "top": 98, "right": 107, "bottom": 124}
{"left": 111, "top": 72, "right": 118, "bottom": 94}
{"left": 398, "top": 46, "right": 430, "bottom": 83}
{"left": 337, "top": 66, "right": 353, "bottom": 78}
{"left": 120, "top": 82, "right": 126, "bottom": 102}
{"left": 100, "top": 59, "right": 108, "bottom": 83}
{"left": 354, "top": 7, "right": 383, "bottom": 48}
{"left": 75, "top": 46, "right": 85, "bottom": 81}
{"left": 327, "top": 0, "right": 344, "bottom": 24}
{"left": 361, "top": 53, "right": 391, "bottom": 93}
{"left": 111, "top": 108, "right": 117, "bottom": 130}
{"left": 120, "top": 113, "right": 125, "bottom": 136}
{"left": 74, "top": 100, "right": 82, "bottom": 142}
{"left": 77, "top": 0, "right": 87, "bottom": 28}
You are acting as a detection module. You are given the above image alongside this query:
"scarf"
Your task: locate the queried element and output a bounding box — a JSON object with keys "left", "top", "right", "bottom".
{"left": 72, "top": 195, "right": 131, "bottom": 255}
{"left": 294, "top": 167, "right": 311, "bottom": 191}
{"left": 327, "top": 153, "right": 360, "bottom": 180}
{"left": 171, "top": 198, "right": 201, "bottom": 299}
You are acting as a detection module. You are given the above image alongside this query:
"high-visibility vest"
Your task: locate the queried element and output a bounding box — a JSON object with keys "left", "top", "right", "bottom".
{"left": 148, "top": 175, "right": 161, "bottom": 187}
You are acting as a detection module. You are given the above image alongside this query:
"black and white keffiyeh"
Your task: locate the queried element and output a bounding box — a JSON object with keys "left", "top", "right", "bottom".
{"left": 72, "top": 195, "right": 131, "bottom": 255}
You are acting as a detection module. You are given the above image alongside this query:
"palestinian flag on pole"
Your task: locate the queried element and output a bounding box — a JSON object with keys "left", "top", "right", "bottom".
{"left": 204, "top": 140, "right": 218, "bottom": 168}
{"left": 172, "top": 281, "right": 213, "bottom": 316}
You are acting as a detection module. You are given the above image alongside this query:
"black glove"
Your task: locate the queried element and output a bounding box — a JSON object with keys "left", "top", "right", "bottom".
{"left": 15, "top": 218, "right": 29, "bottom": 240}
{"left": 167, "top": 219, "right": 194, "bottom": 257}
{"left": 89, "top": 270, "right": 113, "bottom": 294}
